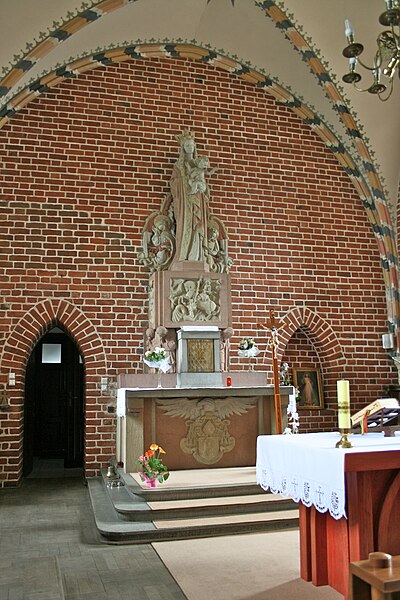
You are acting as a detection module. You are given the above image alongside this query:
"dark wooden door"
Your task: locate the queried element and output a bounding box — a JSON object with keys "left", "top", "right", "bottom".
{"left": 24, "top": 330, "right": 84, "bottom": 475}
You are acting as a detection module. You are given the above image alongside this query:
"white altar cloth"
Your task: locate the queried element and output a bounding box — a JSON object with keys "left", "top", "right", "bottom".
{"left": 256, "top": 432, "right": 400, "bottom": 520}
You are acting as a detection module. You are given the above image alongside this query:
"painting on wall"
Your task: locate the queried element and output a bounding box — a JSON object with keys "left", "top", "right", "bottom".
{"left": 293, "top": 368, "right": 324, "bottom": 409}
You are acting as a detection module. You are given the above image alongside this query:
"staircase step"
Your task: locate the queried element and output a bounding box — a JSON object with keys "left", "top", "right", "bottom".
{"left": 148, "top": 493, "right": 281, "bottom": 510}
{"left": 119, "top": 494, "right": 296, "bottom": 522}
{"left": 153, "top": 509, "right": 298, "bottom": 529}
{"left": 88, "top": 469, "right": 300, "bottom": 544}
{"left": 104, "top": 471, "right": 297, "bottom": 522}
{"left": 124, "top": 466, "right": 263, "bottom": 501}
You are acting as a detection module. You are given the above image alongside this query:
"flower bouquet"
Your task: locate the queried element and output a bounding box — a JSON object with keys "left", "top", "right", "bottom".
{"left": 143, "top": 346, "right": 171, "bottom": 387}
{"left": 136, "top": 443, "right": 170, "bottom": 487}
{"left": 283, "top": 388, "right": 300, "bottom": 435}
{"left": 238, "top": 337, "right": 260, "bottom": 359}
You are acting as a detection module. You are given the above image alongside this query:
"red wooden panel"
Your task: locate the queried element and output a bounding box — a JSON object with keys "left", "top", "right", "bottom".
{"left": 345, "top": 450, "right": 400, "bottom": 472}
{"left": 299, "top": 502, "right": 312, "bottom": 581}
{"left": 378, "top": 472, "right": 400, "bottom": 556}
{"left": 310, "top": 506, "right": 328, "bottom": 586}
{"left": 326, "top": 514, "right": 349, "bottom": 597}
{"left": 346, "top": 471, "right": 374, "bottom": 561}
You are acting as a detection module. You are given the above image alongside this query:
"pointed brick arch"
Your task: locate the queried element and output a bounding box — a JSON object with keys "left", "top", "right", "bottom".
{"left": 1, "top": 298, "right": 107, "bottom": 375}
{"left": 279, "top": 306, "right": 346, "bottom": 375}
{"left": 0, "top": 299, "right": 108, "bottom": 484}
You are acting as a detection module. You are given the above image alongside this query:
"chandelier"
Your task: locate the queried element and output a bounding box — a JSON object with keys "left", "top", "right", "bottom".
{"left": 342, "top": 1, "right": 400, "bottom": 101}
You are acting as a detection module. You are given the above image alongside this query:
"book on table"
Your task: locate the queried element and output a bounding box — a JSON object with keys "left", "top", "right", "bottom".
{"left": 351, "top": 398, "right": 400, "bottom": 428}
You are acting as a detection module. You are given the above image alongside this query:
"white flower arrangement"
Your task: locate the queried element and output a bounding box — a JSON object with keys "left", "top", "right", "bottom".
{"left": 280, "top": 362, "right": 292, "bottom": 386}
{"left": 284, "top": 387, "right": 300, "bottom": 435}
{"left": 238, "top": 337, "right": 260, "bottom": 358}
{"left": 239, "top": 337, "right": 255, "bottom": 350}
{"left": 145, "top": 346, "right": 167, "bottom": 363}
{"left": 144, "top": 346, "right": 171, "bottom": 374}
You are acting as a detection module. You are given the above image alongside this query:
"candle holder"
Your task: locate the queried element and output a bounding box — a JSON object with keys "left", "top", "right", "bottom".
{"left": 335, "top": 428, "right": 353, "bottom": 448}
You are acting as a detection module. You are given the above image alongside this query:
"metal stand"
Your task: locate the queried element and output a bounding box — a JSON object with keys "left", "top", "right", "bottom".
{"left": 335, "top": 428, "right": 353, "bottom": 448}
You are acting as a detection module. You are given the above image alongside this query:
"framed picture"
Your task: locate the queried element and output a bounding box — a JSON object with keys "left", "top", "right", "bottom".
{"left": 293, "top": 368, "right": 324, "bottom": 409}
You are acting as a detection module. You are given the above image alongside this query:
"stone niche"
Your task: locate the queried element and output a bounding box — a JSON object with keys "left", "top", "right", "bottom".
{"left": 176, "top": 326, "right": 222, "bottom": 387}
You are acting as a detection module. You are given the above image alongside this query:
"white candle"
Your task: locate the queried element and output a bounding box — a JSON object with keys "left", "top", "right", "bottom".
{"left": 344, "top": 19, "right": 353, "bottom": 41}
{"left": 337, "top": 380, "right": 351, "bottom": 429}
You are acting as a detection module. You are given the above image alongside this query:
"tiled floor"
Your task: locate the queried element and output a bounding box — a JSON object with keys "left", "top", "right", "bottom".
{"left": 0, "top": 462, "right": 186, "bottom": 600}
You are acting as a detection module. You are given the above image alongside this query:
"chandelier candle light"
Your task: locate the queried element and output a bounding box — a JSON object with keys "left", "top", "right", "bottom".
{"left": 341, "top": 1, "right": 400, "bottom": 101}
{"left": 336, "top": 379, "right": 353, "bottom": 448}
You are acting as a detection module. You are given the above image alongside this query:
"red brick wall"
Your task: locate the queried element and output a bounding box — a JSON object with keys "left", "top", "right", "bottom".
{"left": 0, "top": 57, "right": 396, "bottom": 485}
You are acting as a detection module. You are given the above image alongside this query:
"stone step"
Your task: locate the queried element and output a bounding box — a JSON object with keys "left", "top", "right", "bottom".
{"left": 88, "top": 469, "right": 299, "bottom": 544}
{"left": 153, "top": 509, "right": 298, "bottom": 529}
{"left": 104, "top": 469, "right": 297, "bottom": 522}
{"left": 119, "top": 466, "right": 265, "bottom": 501}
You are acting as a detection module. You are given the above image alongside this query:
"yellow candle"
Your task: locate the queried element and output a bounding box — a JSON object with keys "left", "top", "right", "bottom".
{"left": 337, "top": 379, "right": 351, "bottom": 429}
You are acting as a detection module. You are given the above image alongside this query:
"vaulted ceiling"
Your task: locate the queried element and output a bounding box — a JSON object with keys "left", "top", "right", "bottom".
{"left": 1, "top": 0, "right": 399, "bottom": 222}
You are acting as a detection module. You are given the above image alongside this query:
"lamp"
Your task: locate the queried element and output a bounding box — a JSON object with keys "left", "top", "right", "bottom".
{"left": 342, "top": 2, "right": 400, "bottom": 101}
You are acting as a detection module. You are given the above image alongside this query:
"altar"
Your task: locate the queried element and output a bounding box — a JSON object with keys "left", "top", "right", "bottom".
{"left": 256, "top": 432, "right": 400, "bottom": 598}
{"left": 117, "top": 131, "right": 294, "bottom": 474}
{"left": 117, "top": 372, "right": 293, "bottom": 472}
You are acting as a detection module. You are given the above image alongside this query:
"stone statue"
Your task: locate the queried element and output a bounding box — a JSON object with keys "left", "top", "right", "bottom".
{"left": 220, "top": 327, "right": 234, "bottom": 372}
{"left": 170, "top": 131, "right": 215, "bottom": 262}
{"left": 205, "top": 220, "right": 233, "bottom": 273}
{"left": 138, "top": 133, "right": 232, "bottom": 273}
{"left": 145, "top": 325, "right": 168, "bottom": 354}
{"left": 139, "top": 213, "right": 175, "bottom": 272}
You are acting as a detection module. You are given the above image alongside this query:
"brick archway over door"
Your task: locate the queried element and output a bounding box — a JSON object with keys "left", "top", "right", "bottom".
{"left": 0, "top": 299, "right": 108, "bottom": 486}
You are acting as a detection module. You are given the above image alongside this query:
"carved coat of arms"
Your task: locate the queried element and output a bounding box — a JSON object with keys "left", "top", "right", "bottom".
{"left": 157, "top": 397, "right": 255, "bottom": 464}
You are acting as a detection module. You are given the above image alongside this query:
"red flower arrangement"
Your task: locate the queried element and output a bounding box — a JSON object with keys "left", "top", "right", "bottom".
{"left": 136, "top": 443, "right": 170, "bottom": 484}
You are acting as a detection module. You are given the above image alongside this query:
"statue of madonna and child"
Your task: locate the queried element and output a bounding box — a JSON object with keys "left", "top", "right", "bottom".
{"left": 170, "top": 131, "right": 231, "bottom": 272}
{"left": 139, "top": 131, "right": 232, "bottom": 274}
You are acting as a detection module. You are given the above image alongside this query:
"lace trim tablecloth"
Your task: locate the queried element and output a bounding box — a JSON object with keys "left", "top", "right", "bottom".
{"left": 256, "top": 432, "right": 400, "bottom": 520}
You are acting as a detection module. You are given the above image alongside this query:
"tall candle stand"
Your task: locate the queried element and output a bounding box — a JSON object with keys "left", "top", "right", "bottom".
{"left": 335, "top": 428, "right": 353, "bottom": 448}
{"left": 336, "top": 379, "right": 353, "bottom": 448}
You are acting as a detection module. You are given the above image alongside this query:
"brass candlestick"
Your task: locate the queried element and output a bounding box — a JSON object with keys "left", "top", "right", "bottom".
{"left": 335, "top": 428, "right": 353, "bottom": 448}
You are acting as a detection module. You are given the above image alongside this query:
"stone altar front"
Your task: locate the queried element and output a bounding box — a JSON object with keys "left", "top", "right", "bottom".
{"left": 116, "top": 372, "right": 293, "bottom": 472}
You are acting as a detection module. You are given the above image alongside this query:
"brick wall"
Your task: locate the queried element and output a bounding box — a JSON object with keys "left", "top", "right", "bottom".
{"left": 0, "top": 57, "right": 396, "bottom": 485}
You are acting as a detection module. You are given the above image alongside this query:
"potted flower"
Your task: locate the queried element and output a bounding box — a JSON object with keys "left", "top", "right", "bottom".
{"left": 143, "top": 346, "right": 171, "bottom": 387}
{"left": 136, "top": 443, "right": 170, "bottom": 487}
{"left": 238, "top": 337, "right": 260, "bottom": 365}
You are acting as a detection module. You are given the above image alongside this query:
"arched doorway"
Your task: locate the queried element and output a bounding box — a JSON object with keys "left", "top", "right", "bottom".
{"left": 23, "top": 327, "right": 84, "bottom": 477}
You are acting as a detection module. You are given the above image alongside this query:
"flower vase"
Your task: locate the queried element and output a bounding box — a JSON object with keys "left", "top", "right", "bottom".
{"left": 157, "top": 369, "right": 162, "bottom": 388}
{"left": 141, "top": 474, "right": 159, "bottom": 488}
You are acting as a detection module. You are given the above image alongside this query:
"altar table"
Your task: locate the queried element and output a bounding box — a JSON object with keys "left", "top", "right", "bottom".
{"left": 116, "top": 377, "right": 293, "bottom": 471}
{"left": 256, "top": 432, "right": 400, "bottom": 598}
